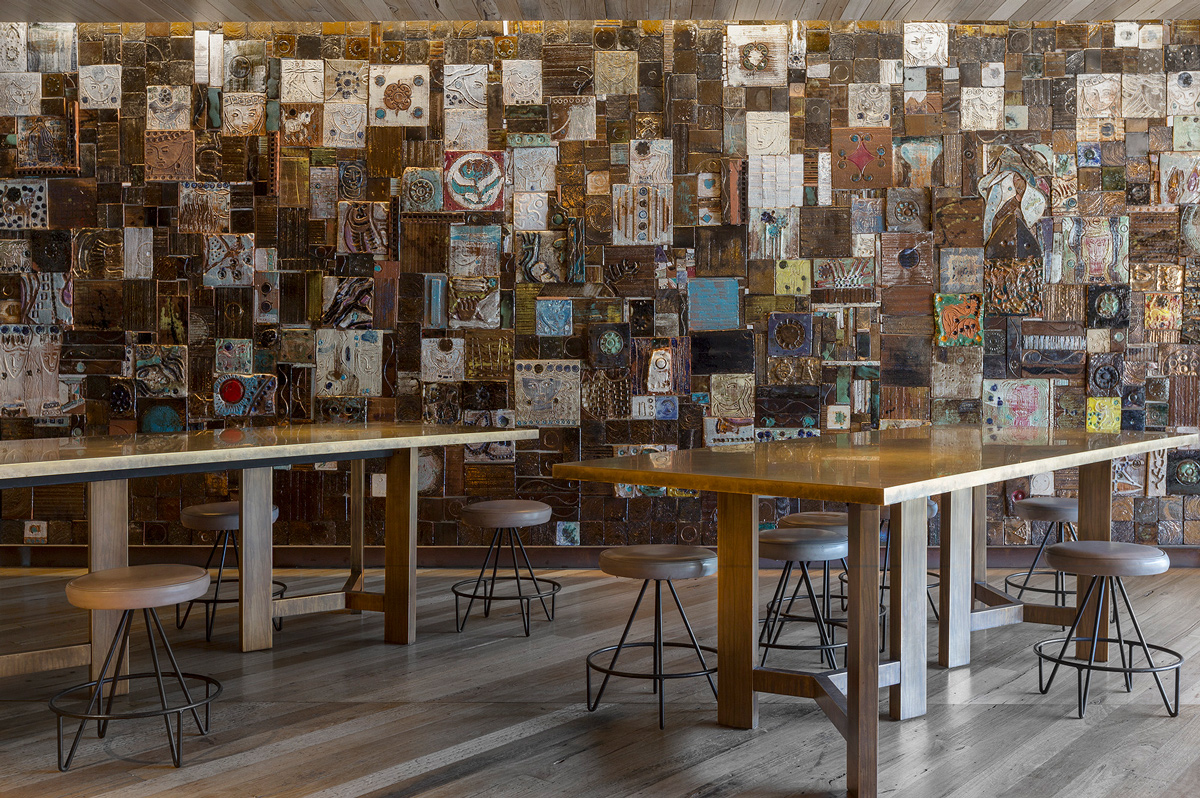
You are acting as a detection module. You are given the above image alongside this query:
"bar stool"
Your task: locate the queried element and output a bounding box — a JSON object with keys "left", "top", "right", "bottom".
{"left": 175, "top": 501, "right": 286, "bottom": 641}
{"left": 1005, "top": 497, "right": 1078, "bottom": 604}
{"left": 49, "top": 565, "right": 222, "bottom": 770}
{"left": 1034, "top": 541, "right": 1183, "bottom": 718}
{"left": 759, "top": 524, "right": 851, "bottom": 669}
{"left": 586, "top": 544, "right": 717, "bottom": 729}
{"left": 452, "top": 499, "right": 562, "bottom": 636}
{"left": 829, "top": 506, "right": 941, "bottom": 619}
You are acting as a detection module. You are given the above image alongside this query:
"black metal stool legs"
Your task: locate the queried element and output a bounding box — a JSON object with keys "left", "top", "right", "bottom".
{"left": 586, "top": 578, "right": 717, "bottom": 729}
{"left": 57, "top": 608, "right": 131, "bottom": 771}
{"left": 1035, "top": 574, "right": 1182, "bottom": 718}
{"left": 454, "top": 526, "right": 561, "bottom": 635}
{"left": 51, "top": 607, "right": 221, "bottom": 771}
{"left": 760, "top": 561, "right": 843, "bottom": 670}
{"left": 1006, "top": 521, "right": 1077, "bottom": 604}
{"left": 176, "top": 530, "right": 285, "bottom": 641}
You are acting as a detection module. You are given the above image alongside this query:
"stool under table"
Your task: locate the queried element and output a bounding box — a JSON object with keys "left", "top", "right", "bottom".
{"left": 49, "top": 565, "right": 222, "bottom": 770}
{"left": 176, "top": 501, "right": 286, "bottom": 641}
{"left": 452, "top": 499, "right": 561, "bottom": 636}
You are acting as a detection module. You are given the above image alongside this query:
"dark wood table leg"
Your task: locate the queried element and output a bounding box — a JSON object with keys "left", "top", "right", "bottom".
{"left": 717, "top": 491, "right": 758, "bottom": 729}
{"left": 1076, "top": 460, "right": 1112, "bottom": 661}
{"left": 847, "top": 503, "right": 881, "bottom": 798}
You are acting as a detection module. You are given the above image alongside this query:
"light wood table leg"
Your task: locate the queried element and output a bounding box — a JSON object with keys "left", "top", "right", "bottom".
{"left": 971, "top": 484, "right": 987, "bottom": 583}
{"left": 385, "top": 448, "right": 418, "bottom": 644}
{"left": 847, "top": 503, "right": 881, "bottom": 798}
{"left": 889, "top": 498, "right": 926, "bottom": 720}
{"left": 344, "top": 459, "right": 366, "bottom": 609}
{"left": 1077, "top": 460, "right": 1112, "bottom": 661}
{"left": 938, "top": 488, "right": 972, "bottom": 668}
{"left": 716, "top": 491, "right": 758, "bottom": 729}
{"left": 239, "top": 467, "right": 274, "bottom": 652}
{"left": 88, "top": 479, "right": 128, "bottom": 685}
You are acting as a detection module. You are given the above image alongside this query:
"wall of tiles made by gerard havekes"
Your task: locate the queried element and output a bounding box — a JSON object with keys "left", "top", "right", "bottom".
{"left": 0, "top": 19, "right": 1198, "bottom": 552}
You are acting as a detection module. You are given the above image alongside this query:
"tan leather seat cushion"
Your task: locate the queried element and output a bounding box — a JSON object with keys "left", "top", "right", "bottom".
{"left": 1013, "top": 497, "right": 1078, "bottom": 523}
{"left": 1045, "top": 541, "right": 1169, "bottom": 578}
{"left": 777, "top": 511, "right": 849, "bottom": 533}
{"left": 599, "top": 544, "right": 717, "bottom": 581}
{"left": 760, "top": 527, "right": 849, "bottom": 563}
{"left": 460, "top": 499, "right": 552, "bottom": 529}
{"left": 181, "top": 501, "right": 280, "bottom": 531}
{"left": 66, "top": 565, "right": 211, "bottom": 610}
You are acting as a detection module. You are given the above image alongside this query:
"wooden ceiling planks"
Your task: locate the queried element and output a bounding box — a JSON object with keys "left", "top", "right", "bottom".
{"left": 0, "top": 0, "right": 1191, "bottom": 26}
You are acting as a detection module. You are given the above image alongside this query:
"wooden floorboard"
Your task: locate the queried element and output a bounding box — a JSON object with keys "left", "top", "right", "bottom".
{"left": 3, "top": 566, "right": 1200, "bottom": 796}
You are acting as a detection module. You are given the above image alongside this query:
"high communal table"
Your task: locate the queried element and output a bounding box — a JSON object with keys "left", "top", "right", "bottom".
{"left": 0, "top": 422, "right": 536, "bottom": 685}
{"left": 554, "top": 425, "right": 1198, "bottom": 798}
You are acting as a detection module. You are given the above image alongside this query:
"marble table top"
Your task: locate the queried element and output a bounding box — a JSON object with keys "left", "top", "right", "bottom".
{"left": 0, "top": 422, "right": 536, "bottom": 486}
{"left": 554, "top": 426, "right": 1200, "bottom": 504}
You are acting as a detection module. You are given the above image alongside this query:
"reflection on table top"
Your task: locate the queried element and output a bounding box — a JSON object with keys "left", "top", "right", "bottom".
{"left": 0, "top": 422, "right": 536, "bottom": 484}
{"left": 553, "top": 426, "right": 1200, "bottom": 504}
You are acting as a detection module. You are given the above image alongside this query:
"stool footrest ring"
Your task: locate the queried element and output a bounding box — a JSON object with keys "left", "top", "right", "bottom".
{"left": 586, "top": 641, "right": 718, "bottom": 681}
{"left": 450, "top": 575, "right": 562, "bottom": 603}
{"left": 1004, "top": 570, "right": 1075, "bottom": 600}
{"left": 1034, "top": 637, "right": 1184, "bottom": 677}
{"left": 49, "top": 672, "right": 222, "bottom": 722}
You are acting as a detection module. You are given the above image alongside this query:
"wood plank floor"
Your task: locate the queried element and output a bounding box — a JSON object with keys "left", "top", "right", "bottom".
{"left": 3, "top": 566, "right": 1200, "bottom": 797}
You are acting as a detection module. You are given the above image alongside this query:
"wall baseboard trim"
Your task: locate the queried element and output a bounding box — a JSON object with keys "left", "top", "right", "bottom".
{"left": 4, "top": 544, "right": 1199, "bottom": 570}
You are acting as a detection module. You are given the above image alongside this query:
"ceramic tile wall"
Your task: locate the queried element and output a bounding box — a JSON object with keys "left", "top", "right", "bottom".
{"left": 0, "top": 20, "right": 1197, "bottom": 549}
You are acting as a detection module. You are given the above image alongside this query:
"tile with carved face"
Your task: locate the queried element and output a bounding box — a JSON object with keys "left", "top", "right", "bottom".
{"left": 315, "top": 330, "right": 382, "bottom": 397}
{"left": 443, "top": 64, "right": 487, "bottom": 110}
{"left": 78, "top": 65, "right": 121, "bottom": 109}
{"left": 222, "top": 93, "right": 266, "bottom": 136}
{"left": 280, "top": 59, "right": 325, "bottom": 103}
{"left": 502, "top": 60, "right": 542, "bottom": 105}
{"left": 514, "top": 360, "right": 581, "bottom": 427}
{"left": 146, "top": 86, "right": 192, "bottom": 131}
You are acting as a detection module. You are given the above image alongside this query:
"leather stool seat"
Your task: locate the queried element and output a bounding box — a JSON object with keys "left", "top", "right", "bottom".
{"left": 760, "top": 527, "right": 849, "bottom": 563}
{"left": 460, "top": 499, "right": 552, "bottom": 529}
{"left": 599, "top": 544, "right": 717, "bottom": 581}
{"left": 181, "top": 501, "right": 280, "bottom": 531}
{"left": 67, "top": 565, "right": 210, "bottom": 611}
{"left": 1013, "top": 497, "right": 1078, "bottom": 524}
{"left": 1046, "top": 541, "right": 1170, "bottom": 578}
{"left": 777, "top": 511, "right": 849, "bottom": 533}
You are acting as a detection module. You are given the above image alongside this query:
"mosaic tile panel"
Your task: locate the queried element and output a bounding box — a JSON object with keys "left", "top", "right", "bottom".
{"left": 0, "top": 20, "right": 1197, "bottom": 551}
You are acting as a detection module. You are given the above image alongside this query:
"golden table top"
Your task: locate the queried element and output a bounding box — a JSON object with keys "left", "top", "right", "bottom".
{"left": 554, "top": 426, "right": 1199, "bottom": 505}
{"left": 0, "top": 422, "right": 535, "bottom": 486}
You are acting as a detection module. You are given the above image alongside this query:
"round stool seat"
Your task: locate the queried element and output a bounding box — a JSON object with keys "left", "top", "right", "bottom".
{"left": 67, "top": 565, "right": 211, "bottom": 611}
{"left": 461, "top": 499, "right": 552, "bottom": 529}
{"left": 760, "top": 527, "right": 849, "bottom": 563}
{"left": 1013, "top": 497, "right": 1078, "bottom": 524}
{"left": 1046, "top": 541, "right": 1169, "bottom": 578}
{"left": 777, "top": 511, "right": 849, "bottom": 533}
{"left": 181, "top": 501, "right": 280, "bottom": 531}
{"left": 599, "top": 544, "right": 717, "bottom": 581}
